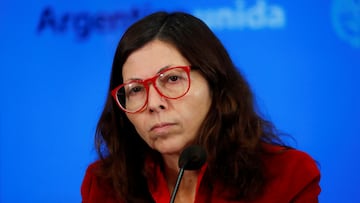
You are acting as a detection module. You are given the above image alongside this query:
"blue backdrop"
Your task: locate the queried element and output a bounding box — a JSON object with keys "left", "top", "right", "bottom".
{"left": 1, "top": 0, "right": 359, "bottom": 202}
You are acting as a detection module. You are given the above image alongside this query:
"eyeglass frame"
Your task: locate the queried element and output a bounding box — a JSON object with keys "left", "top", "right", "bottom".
{"left": 111, "top": 65, "right": 194, "bottom": 113}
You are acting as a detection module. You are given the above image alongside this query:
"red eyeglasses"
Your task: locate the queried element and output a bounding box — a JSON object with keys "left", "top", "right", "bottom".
{"left": 111, "top": 66, "right": 192, "bottom": 113}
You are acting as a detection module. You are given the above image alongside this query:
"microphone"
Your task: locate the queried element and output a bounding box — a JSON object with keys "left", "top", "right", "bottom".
{"left": 169, "top": 145, "right": 207, "bottom": 203}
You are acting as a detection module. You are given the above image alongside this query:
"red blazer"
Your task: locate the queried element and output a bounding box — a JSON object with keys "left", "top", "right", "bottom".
{"left": 81, "top": 144, "right": 320, "bottom": 203}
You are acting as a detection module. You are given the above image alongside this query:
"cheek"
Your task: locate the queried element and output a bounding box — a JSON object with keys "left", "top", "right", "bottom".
{"left": 126, "top": 115, "right": 146, "bottom": 137}
{"left": 189, "top": 81, "right": 211, "bottom": 107}
{"left": 183, "top": 83, "right": 212, "bottom": 119}
{"left": 192, "top": 87, "right": 210, "bottom": 99}
{"left": 188, "top": 73, "right": 212, "bottom": 102}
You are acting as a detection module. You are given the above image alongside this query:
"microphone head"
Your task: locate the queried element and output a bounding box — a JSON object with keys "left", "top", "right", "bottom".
{"left": 178, "top": 145, "right": 207, "bottom": 170}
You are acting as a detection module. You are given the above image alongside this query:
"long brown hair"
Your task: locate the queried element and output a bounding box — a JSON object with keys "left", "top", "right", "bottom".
{"left": 95, "top": 11, "right": 286, "bottom": 202}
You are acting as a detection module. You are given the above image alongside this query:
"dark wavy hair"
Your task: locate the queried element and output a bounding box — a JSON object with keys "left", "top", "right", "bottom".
{"left": 95, "top": 11, "right": 286, "bottom": 202}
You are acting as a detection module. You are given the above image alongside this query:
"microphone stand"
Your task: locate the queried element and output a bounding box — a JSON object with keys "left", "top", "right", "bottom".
{"left": 169, "top": 167, "right": 185, "bottom": 203}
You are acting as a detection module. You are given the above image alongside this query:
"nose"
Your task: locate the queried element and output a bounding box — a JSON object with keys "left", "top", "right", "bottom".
{"left": 146, "top": 84, "right": 167, "bottom": 112}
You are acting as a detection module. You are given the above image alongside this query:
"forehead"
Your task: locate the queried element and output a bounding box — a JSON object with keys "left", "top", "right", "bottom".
{"left": 122, "top": 40, "right": 189, "bottom": 80}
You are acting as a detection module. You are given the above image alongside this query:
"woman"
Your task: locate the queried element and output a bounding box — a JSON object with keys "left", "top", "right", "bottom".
{"left": 81, "top": 11, "right": 320, "bottom": 203}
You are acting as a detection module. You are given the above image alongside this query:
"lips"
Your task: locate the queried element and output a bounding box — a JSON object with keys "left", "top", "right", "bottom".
{"left": 150, "top": 122, "right": 175, "bottom": 132}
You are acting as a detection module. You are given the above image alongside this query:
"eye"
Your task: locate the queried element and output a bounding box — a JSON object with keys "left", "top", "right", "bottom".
{"left": 126, "top": 84, "right": 145, "bottom": 97}
{"left": 168, "top": 75, "right": 180, "bottom": 82}
{"left": 129, "top": 86, "right": 143, "bottom": 94}
{"left": 157, "top": 67, "right": 189, "bottom": 87}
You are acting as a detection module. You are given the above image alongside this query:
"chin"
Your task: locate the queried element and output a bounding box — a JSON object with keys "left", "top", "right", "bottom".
{"left": 154, "top": 143, "right": 184, "bottom": 155}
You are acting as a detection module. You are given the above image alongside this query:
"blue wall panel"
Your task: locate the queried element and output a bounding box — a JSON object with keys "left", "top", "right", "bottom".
{"left": 1, "top": 0, "right": 359, "bottom": 202}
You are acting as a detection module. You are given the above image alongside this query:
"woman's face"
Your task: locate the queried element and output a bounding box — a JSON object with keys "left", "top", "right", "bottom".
{"left": 122, "top": 40, "right": 211, "bottom": 155}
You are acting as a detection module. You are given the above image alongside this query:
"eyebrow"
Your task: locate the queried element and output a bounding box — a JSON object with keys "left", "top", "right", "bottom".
{"left": 157, "top": 65, "right": 172, "bottom": 73}
{"left": 125, "top": 65, "right": 172, "bottom": 82}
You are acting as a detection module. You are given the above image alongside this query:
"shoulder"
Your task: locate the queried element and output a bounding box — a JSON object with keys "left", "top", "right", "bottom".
{"left": 261, "top": 143, "right": 319, "bottom": 176}
{"left": 81, "top": 160, "right": 118, "bottom": 203}
{"left": 259, "top": 143, "right": 321, "bottom": 202}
